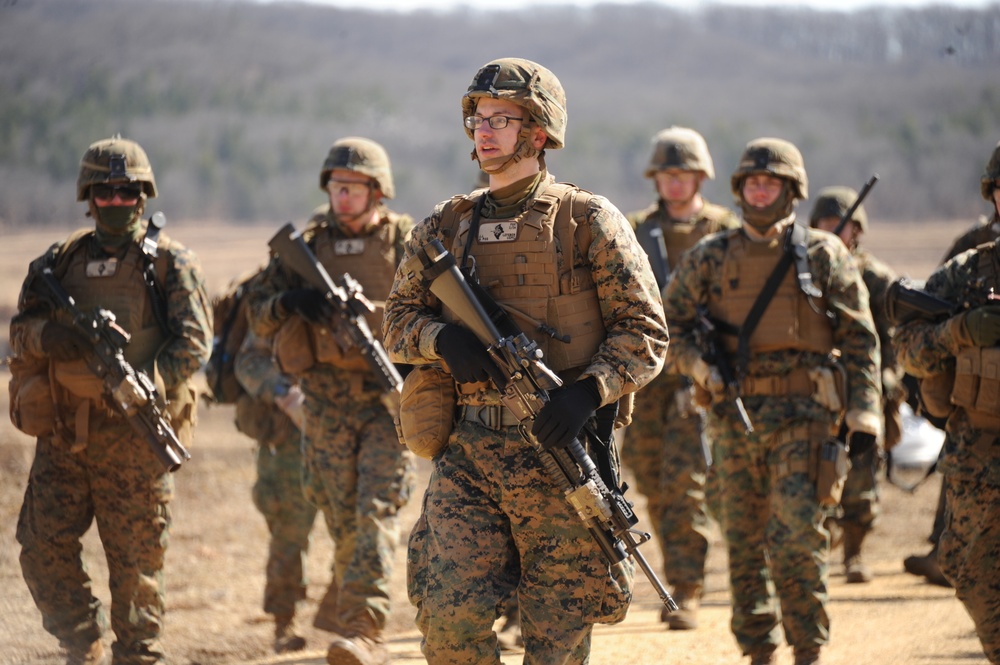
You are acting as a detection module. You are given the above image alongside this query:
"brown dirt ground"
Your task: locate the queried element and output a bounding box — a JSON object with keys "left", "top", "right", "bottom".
{"left": 0, "top": 219, "right": 990, "bottom": 665}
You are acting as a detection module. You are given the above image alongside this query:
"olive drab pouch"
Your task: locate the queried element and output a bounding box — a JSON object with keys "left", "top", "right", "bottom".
{"left": 397, "top": 364, "right": 456, "bottom": 459}
{"left": 812, "top": 438, "right": 849, "bottom": 507}
{"left": 8, "top": 355, "right": 55, "bottom": 437}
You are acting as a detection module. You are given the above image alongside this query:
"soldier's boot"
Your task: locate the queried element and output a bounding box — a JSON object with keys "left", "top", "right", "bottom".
{"left": 274, "top": 615, "right": 307, "bottom": 654}
{"left": 313, "top": 578, "right": 341, "bottom": 632}
{"left": 793, "top": 646, "right": 822, "bottom": 665}
{"left": 662, "top": 583, "right": 701, "bottom": 630}
{"left": 843, "top": 523, "right": 873, "bottom": 584}
{"left": 747, "top": 645, "right": 777, "bottom": 665}
{"left": 903, "top": 545, "right": 952, "bottom": 588}
{"left": 64, "top": 639, "right": 106, "bottom": 665}
{"left": 326, "top": 610, "right": 388, "bottom": 665}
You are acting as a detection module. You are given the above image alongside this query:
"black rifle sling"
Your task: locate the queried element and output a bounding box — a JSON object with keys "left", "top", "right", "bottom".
{"left": 736, "top": 222, "right": 821, "bottom": 374}
{"left": 139, "top": 214, "right": 171, "bottom": 335}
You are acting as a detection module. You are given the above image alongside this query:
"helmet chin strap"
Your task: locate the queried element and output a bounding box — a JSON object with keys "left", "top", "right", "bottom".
{"left": 472, "top": 122, "right": 541, "bottom": 175}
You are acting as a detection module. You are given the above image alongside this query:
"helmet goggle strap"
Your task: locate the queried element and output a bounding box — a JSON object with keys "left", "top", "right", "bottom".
{"left": 473, "top": 118, "right": 541, "bottom": 175}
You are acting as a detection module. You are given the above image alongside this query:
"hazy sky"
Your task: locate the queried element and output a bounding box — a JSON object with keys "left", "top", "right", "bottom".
{"left": 275, "top": 0, "right": 997, "bottom": 12}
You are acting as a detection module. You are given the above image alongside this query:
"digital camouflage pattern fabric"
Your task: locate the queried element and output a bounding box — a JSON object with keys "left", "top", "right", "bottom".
{"left": 894, "top": 240, "right": 1000, "bottom": 663}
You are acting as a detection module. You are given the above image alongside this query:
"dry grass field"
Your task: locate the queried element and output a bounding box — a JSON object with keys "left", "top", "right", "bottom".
{"left": 0, "top": 217, "right": 990, "bottom": 664}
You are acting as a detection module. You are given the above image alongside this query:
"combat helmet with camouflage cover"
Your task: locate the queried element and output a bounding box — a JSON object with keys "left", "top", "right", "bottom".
{"left": 810, "top": 186, "right": 867, "bottom": 232}
{"left": 644, "top": 126, "right": 715, "bottom": 179}
{"left": 981, "top": 140, "right": 1000, "bottom": 202}
{"left": 319, "top": 137, "right": 395, "bottom": 199}
{"left": 76, "top": 135, "right": 157, "bottom": 201}
{"left": 462, "top": 57, "right": 567, "bottom": 151}
{"left": 730, "top": 137, "right": 808, "bottom": 201}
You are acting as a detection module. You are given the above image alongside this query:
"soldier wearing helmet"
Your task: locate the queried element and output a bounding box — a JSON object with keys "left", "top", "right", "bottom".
{"left": 623, "top": 126, "right": 739, "bottom": 631}
{"left": 893, "top": 138, "right": 1000, "bottom": 664}
{"left": 662, "top": 137, "right": 880, "bottom": 665}
{"left": 810, "top": 186, "right": 903, "bottom": 587}
{"left": 382, "top": 58, "right": 667, "bottom": 664}
{"left": 244, "top": 136, "right": 416, "bottom": 663}
{"left": 10, "top": 136, "right": 211, "bottom": 665}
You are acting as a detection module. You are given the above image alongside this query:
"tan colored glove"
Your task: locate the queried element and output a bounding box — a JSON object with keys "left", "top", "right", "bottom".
{"left": 691, "top": 358, "right": 726, "bottom": 399}
{"left": 844, "top": 408, "right": 882, "bottom": 458}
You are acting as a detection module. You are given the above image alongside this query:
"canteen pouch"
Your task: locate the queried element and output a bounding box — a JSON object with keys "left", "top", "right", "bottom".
{"left": 397, "top": 364, "right": 456, "bottom": 459}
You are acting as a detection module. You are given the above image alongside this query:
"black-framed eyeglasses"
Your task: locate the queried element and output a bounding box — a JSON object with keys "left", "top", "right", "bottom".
{"left": 92, "top": 183, "right": 143, "bottom": 202}
{"left": 464, "top": 115, "right": 523, "bottom": 131}
{"left": 327, "top": 179, "right": 373, "bottom": 197}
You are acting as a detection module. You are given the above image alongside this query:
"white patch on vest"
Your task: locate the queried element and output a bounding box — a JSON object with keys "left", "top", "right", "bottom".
{"left": 478, "top": 221, "right": 519, "bottom": 243}
{"left": 85, "top": 258, "right": 119, "bottom": 278}
{"left": 334, "top": 239, "right": 366, "bottom": 255}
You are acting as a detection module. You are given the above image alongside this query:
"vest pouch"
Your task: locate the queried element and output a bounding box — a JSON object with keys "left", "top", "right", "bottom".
{"left": 8, "top": 355, "right": 55, "bottom": 437}
{"left": 813, "top": 439, "right": 849, "bottom": 508}
{"left": 973, "top": 347, "right": 1000, "bottom": 414}
{"left": 274, "top": 315, "right": 316, "bottom": 376}
{"left": 310, "top": 323, "right": 370, "bottom": 373}
{"left": 952, "top": 347, "right": 982, "bottom": 411}
{"left": 52, "top": 358, "right": 104, "bottom": 401}
{"left": 234, "top": 393, "right": 272, "bottom": 441}
{"left": 920, "top": 367, "right": 955, "bottom": 419}
{"left": 398, "top": 364, "right": 456, "bottom": 460}
{"left": 545, "top": 288, "right": 605, "bottom": 372}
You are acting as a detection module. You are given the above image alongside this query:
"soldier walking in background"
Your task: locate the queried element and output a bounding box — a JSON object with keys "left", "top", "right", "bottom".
{"left": 623, "top": 126, "right": 739, "bottom": 630}
{"left": 661, "top": 138, "right": 881, "bottom": 665}
{"left": 245, "top": 137, "right": 416, "bottom": 665}
{"left": 234, "top": 323, "right": 318, "bottom": 653}
{"left": 902, "top": 141, "right": 1000, "bottom": 589}
{"left": 382, "top": 57, "right": 668, "bottom": 665}
{"left": 809, "top": 186, "right": 903, "bottom": 584}
{"left": 892, "top": 141, "right": 1000, "bottom": 663}
{"left": 8, "top": 136, "right": 212, "bottom": 665}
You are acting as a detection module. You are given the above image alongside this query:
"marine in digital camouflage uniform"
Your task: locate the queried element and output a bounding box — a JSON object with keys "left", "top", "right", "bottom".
{"left": 661, "top": 138, "right": 881, "bottom": 665}
{"left": 245, "top": 137, "right": 416, "bottom": 665}
{"left": 10, "top": 136, "right": 211, "bottom": 665}
{"left": 232, "top": 320, "right": 318, "bottom": 654}
{"left": 381, "top": 58, "right": 668, "bottom": 665}
{"left": 903, "top": 143, "right": 1000, "bottom": 588}
{"left": 623, "top": 126, "right": 740, "bottom": 630}
{"left": 892, "top": 140, "right": 1000, "bottom": 664}
{"left": 809, "top": 186, "right": 903, "bottom": 585}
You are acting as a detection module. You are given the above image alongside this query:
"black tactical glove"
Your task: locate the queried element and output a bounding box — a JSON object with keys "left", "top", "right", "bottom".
{"left": 531, "top": 377, "right": 602, "bottom": 451}
{"left": 279, "top": 288, "right": 331, "bottom": 324}
{"left": 436, "top": 324, "right": 504, "bottom": 385}
{"left": 40, "top": 321, "right": 92, "bottom": 361}
{"left": 962, "top": 304, "right": 1000, "bottom": 347}
{"left": 846, "top": 431, "right": 877, "bottom": 459}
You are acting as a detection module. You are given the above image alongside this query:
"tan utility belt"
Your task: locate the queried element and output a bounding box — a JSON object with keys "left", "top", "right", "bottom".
{"left": 458, "top": 404, "right": 521, "bottom": 430}
{"left": 740, "top": 367, "right": 814, "bottom": 397}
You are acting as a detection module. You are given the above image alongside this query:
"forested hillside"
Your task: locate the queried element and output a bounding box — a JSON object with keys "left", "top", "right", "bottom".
{"left": 2, "top": 0, "right": 999, "bottom": 227}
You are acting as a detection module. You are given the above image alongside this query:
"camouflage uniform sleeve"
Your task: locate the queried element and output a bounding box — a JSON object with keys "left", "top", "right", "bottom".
{"left": 661, "top": 235, "right": 723, "bottom": 376}
{"left": 578, "top": 195, "right": 668, "bottom": 403}
{"left": 895, "top": 252, "right": 975, "bottom": 377}
{"left": 382, "top": 203, "right": 451, "bottom": 365}
{"left": 812, "top": 235, "right": 881, "bottom": 415}
{"left": 159, "top": 238, "right": 213, "bottom": 390}
{"left": 244, "top": 249, "right": 302, "bottom": 338}
{"left": 859, "top": 250, "right": 900, "bottom": 373}
{"left": 234, "top": 328, "right": 289, "bottom": 401}
{"left": 9, "top": 242, "right": 64, "bottom": 359}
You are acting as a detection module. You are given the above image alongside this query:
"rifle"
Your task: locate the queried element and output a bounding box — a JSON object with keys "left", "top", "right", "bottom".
{"left": 37, "top": 268, "right": 190, "bottom": 472}
{"left": 885, "top": 278, "right": 957, "bottom": 326}
{"left": 267, "top": 222, "right": 403, "bottom": 395}
{"left": 635, "top": 223, "right": 671, "bottom": 291}
{"left": 694, "top": 305, "right": 754, "bottom": 434}
{"left": 404, "top": 238, "right": 678, "bottom": 613}
{"left": 832, "top": 174, "right": 880, "bottom": 236}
